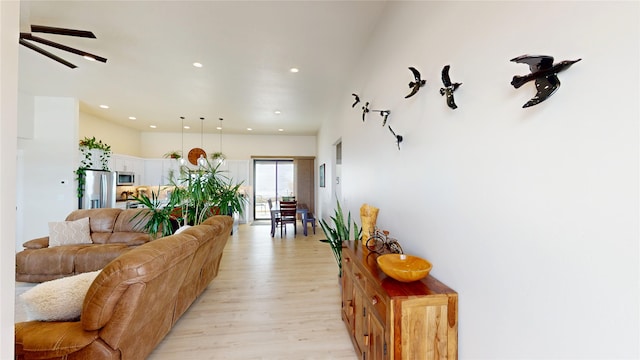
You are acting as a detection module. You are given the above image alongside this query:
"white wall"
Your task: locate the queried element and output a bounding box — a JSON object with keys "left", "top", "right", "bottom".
{"left": 80, "top": 110, "right": 142, "bottom": 156}
{"left": 1, "top": 1, "right": 19, "bottom": 358}
{"left": 17, "top": 97, "right": 79, "bottom": 247}
{"left": 318, "top": 1, "right": 639, "bottom": 358}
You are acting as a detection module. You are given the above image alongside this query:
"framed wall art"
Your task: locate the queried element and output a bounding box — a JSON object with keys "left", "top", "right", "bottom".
{"left": 319, "top": 163, "right": 326, "bottom": 188}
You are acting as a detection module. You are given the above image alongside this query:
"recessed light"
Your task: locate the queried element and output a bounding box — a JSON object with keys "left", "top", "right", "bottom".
{"left": 149, "top": 125, "right": 157, "bottom": 129}
{"left": 184, "top": 126, "right": 190, "bottom": 129}
{"left": 193, "top": 62, "right": 203, "bottom": 68}
{"left": 247, "top": 128, "right": 253, "bottom": 131}
{"left": 278, "top": 128, "right": 284, "bottom": 132}
{"left": 216, "top": 126, "right": 222, "bottom": 130}
{"left": 99, "top": 104, "right": 109, "bottom": 109}
{"left": 289, "top": 67, "right": 299, "bottom": 73}
{"left": 128, "top": 116, "right": 136, "bottom": 120}
{"left": 274, "top": 110, "right": 281, "bottom": 115}
{"left": 84, "top": 55, "right": 96, "bottom": 61}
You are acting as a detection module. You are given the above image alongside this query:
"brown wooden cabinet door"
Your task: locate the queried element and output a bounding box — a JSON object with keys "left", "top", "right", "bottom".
{"left": 369, "top": 313, "right": 386, "bottom": 360}
{"left": 354, "top": 290, "right": 368, "bottom": 355}
{"left": 341, "top": 270, "right": 355, "bottom": 333}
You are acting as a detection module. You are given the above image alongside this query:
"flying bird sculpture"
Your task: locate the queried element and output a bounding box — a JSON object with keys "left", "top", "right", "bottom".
{"left": 439, "top": 65, "right": 462, "bottom": 109}
{"left": 510, "top": 55, "right": 581, "bottom": 108}
{"left": 351, "top": 93, "right": 360, "bottom": 108}
{"left": 361, "top": 102, "right": 370, "bottom": 122}
{"left": 368, "top": 109, "right": 391, "bottom": 126}
{"left": 378, "top": 110, "right": 390, "bottom": 127}
{"left": 405, "top": 67, "right": 426, "bottom": 99}
{"left": 388, "top": 126, "right": 403, "bottom": 150}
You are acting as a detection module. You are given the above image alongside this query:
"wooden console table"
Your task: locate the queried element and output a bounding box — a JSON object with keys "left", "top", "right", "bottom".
{"left": 341, "top": 242, "right": 458, "bottom": 360}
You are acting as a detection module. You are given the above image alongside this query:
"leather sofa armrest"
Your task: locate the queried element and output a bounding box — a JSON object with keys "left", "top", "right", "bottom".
{"left": 15, "top": 321, "right": 99, "bottom": 358}
{"left": 22, "top": 237, "right": 49, "bottom": 249}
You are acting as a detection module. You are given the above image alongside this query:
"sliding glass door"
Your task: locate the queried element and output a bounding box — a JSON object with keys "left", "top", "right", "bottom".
{"left": 253, "top": 160, "right": 294, "bottom": 220}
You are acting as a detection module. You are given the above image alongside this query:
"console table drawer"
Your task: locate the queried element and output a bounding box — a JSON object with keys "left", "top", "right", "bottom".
{"left": 366, "top": 282, "right": 388, "bottom": 326}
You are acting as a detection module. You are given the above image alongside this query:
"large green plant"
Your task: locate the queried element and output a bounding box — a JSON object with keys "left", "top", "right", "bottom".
{"left": 319, "top": 200, "right": 361, "bottom": 277}
{"left": 171, "top": 159, "right": 246, "bottom": 226}
{"left": 131, "top": 187, "right": 181, "bottom": 238}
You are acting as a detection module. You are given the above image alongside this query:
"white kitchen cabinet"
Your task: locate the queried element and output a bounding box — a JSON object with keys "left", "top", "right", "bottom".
{"left": 113, "top": 154, "right": 145, "bottom": 185}
{"left": 142, "top": 158, "right": 182, "bottom": 186}
{"left": 143, "top": 159, "right": 164, "bottom": 186}
{"left": 163, "top": 159, "right": 181, "bottom": 184}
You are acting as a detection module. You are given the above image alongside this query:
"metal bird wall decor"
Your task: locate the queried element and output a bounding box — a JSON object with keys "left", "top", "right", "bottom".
{"left": 510, "top": 54, "right": 581, "bottom": 108}
{"left": 361, "top": 102, "right": 370, "bottom": 121}
{"left": 405, "top": 67, "right": 426, "bottom": 99}
{"left": 388, "top": 126, "right": 403, "bottom": 150}
{"left": 439, "top": 65, "right": 462, "bottom": 109}
{"left": 365, "top": 109, "right": 391, "bottom": 126}
{"left": 351, "top": 93, "right": 360, "bottom": 108}
{"left": 377, "top": 110, "right": 391, "bottom": 126}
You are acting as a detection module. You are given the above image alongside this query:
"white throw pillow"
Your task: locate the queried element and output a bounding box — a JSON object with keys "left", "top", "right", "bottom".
{"left": 20, "top": 270, "right": 101, "bottom": 321}
{"left": 48, "top": 217, "right": 92, "bottom": 247}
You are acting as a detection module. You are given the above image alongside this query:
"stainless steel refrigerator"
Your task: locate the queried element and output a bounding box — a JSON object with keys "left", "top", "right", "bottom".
{"left": 79, "top": 169, "right": 116, "bottom": 209}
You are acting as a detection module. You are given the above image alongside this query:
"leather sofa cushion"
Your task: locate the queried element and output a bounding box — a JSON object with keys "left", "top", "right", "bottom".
{"left": 74, "top": 244, "right": 132, "bottom": 274}
{"left": 16, "top": 245, "right": 92, "bottom": 277}
{"left": 67, "top": 209, "right": 122, "bottom": 244}
{"left": 113, "top": 209, "right": 151, "bottom": 232}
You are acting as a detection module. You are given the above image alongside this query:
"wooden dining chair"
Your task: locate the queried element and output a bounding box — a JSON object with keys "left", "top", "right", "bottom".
{"left": 268, "top": 198, "right": 282, "bottom": 231}
{"left": 279, "top": 200, "right": 297, "bottom": 237}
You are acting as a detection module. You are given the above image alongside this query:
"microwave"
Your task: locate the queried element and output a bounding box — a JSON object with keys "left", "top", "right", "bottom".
{"left": 116, "top": 171, "right": 135, "bottom": 186}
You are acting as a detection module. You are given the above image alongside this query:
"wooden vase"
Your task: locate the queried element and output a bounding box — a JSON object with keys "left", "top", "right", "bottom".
{"left": 360, "top": 203, "right": 379, "bottom": 246}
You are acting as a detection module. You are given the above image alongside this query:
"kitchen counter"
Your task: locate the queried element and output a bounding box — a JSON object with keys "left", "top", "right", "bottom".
{"left": 114, "top": 199, "right": 143, "bottom": 209}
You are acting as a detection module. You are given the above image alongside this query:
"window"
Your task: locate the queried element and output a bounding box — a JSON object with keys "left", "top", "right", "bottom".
{"left": 253, "top": 160, "right": 294, "bottom": 220}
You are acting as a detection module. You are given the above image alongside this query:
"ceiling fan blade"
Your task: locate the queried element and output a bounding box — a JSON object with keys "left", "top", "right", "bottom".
{"left": 31, "top": 25, "right": 96, "bottom": 39}
{"left": 21, "top": 33, "right": 107, "bottom": 63}
{"left": 19, "top": 38, "right": 77, "bottom": 68}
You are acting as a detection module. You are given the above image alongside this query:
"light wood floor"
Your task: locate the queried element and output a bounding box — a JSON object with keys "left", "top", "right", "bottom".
{"left": 17, "top": 222, "right": 357, "bottom": 359}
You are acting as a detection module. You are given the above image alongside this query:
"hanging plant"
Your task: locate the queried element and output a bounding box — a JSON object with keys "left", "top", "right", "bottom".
{"left": 211, "top": 152, "right": 225, "bottom": 162}
{"left": 164, "top": 150, "right": 182, "bottom": 160}
{"left": 74, "top": 167, "right": 87, "bottom": 198}
{"left": 76, "top": 137, "right": 112, "bottom": 198}
{"left": 78, "top": 136, "right": 112, "bottom": 170}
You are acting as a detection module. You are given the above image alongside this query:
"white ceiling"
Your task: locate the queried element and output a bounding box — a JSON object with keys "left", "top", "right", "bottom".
{"left": 18, "top": 1, "right": 387, "bottom": 135}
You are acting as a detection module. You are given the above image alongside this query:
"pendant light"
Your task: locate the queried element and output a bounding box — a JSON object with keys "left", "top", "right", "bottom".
{"left": 197, "top": 117, "right": 206, "bottom": 167}
{"left": 216, "top": 117, "right": 225, "bottom": 165}
{"left": 179, "top": 116, "right": 186, "bottom": 165}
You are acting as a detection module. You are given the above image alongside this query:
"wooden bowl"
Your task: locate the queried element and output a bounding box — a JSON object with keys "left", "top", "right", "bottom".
{"left": 376, "top": 254, "right": 432, "bottom": 282}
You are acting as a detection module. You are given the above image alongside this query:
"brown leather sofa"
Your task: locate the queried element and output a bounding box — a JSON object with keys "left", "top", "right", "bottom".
{"left": 16, "top": 208, "right": 153, "bottom": 283}
{"left": 15, "top": 215, "right": 233, "bottom": 360}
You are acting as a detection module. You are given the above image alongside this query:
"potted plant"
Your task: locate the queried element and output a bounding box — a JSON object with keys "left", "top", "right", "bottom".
{"left": 319, "top": 200, "right": 361, "bottom": 277}
{"left": 78, "top": 136, "right": 111, "bottom": 170}
{"left": 210, "top": 152, "right": 225, "bottom": 162}
{"left": 171, "top": 158, "right": 246, "bottom": 226}
{"left": 131, "top": 186, "right": 181, "bottom": 239}
{"left": 163, "top": 150, "right": 182, "bottom": 160}
{"left": 75, "top": 137, "right": 112, "bottom": 198}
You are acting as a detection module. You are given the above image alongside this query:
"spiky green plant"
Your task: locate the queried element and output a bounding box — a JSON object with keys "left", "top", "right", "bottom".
{"left": 319, "top": 200, "right": 361, "bottom": 277}
{"left": 170, "top": 159, "right": 246, "bottom": 226}
{"left": 131, "top": 186, "right": 180, "bottom": 239}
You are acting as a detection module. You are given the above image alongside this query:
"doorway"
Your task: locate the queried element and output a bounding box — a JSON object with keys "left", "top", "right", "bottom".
{"left": 253, "top": 160, "right": 294, "bottom": 220}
